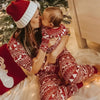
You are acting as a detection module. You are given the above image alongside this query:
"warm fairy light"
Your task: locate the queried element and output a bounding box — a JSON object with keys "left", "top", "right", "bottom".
{"left": 67, "top": 98, "right": 71, "bottom": 100}
{"left": 93, "top": 75, "right": 100, "bottom": 83}
{"left": 94, "top": 78, "right": 100, "bottom": 85}
{"left": 7, "top": 90, "right": 11, "bottom": 94}
{"left": 85, "top": 85, "right": 90, "bottom": 88}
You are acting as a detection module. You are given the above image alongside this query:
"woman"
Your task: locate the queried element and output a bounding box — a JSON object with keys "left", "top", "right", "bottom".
{"left": 0, "top": 0, "right": 41, "bottom": 100}
{"left": 7, "top": 0, "right": 42, "bottom": 72}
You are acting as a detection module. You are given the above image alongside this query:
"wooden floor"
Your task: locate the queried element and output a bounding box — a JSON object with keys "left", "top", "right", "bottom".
{"left": 87, "top": 40, "right": 100, "bottom": 52}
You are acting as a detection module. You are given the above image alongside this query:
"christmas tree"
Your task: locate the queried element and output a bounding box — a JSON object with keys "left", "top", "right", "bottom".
{"left": 0, "top": 0, "right": 71, "bottom": 45}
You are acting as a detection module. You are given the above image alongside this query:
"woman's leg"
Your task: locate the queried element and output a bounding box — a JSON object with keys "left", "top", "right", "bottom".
{"left": 58, "top": 49, "right": 97, "bottom": 84}
{"left": 39, "top": 72, "right": 83, "bottom": 100}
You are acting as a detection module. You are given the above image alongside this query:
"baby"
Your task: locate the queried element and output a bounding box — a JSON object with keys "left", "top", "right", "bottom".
{"left": 32, "top": 7, "right": 70, "bottom": 74}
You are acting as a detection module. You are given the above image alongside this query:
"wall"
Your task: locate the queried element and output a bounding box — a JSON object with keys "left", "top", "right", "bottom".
{"left": 68, "top": 0, "right": 100, "bottom": 48}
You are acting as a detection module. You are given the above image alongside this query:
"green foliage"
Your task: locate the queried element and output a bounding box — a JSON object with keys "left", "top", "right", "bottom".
{"left": 0, "top": 0, "right": 16, "bottom": 44}
{"left": 0, "top": 14, "right": 16, "bottom": 44}
{"left": 37, "top": 0, "right": 68, "bottom": 12}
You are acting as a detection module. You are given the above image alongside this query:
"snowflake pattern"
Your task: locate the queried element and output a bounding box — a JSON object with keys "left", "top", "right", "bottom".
{"left": 7, "top": 37, "right": 32, "bottom": 72}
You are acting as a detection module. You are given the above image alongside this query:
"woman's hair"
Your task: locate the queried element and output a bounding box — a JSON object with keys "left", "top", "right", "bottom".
{"left": 45, "top": 7, "right": 63, "bottom": 27}
{"left": 14, "top": 22, "right": 42, "bottom": 58}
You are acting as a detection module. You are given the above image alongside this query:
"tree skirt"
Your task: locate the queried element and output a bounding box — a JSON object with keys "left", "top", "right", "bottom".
{"left": 0, "top": 75, "right": 40, "bottom": 100}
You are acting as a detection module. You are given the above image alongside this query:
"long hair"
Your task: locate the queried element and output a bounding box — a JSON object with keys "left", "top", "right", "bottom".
{"left": 14, "top": 22, "right": 42, "bottom": 58}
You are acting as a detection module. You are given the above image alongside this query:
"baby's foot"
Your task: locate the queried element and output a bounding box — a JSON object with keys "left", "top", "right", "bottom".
{"left": 83, "top": 74, "right": 97, "bottom": 85}
{"left": 83, "top": 65, "right": 100, "bottom": 85}
{"left": 94, "top": 65, "right": 100, "bottom": 74}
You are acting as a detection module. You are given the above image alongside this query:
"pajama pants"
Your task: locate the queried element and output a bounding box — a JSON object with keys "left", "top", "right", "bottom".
{"left": 38, "top": 49, "right": 97, "bottom": 100}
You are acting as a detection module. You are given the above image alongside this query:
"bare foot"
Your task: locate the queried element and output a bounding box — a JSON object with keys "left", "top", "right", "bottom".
{"left": 83, "top": 65, "right": 100, "bottom": 86}
{"left": 94, "top": 65, "right": 100, "bottom": 74}
{"left": 58, "top": 71, "right": 68, "bottom": 85}
{"left": 83, "top": 74, "right": 97, "bottom": 86}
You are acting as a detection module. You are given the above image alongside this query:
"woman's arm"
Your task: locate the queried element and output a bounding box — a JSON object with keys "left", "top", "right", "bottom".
{"left": 32, "top": 49, "right": 46, "bottom": 74}
{"left": 47, "top": 35, "right": 69, "bottom": 64}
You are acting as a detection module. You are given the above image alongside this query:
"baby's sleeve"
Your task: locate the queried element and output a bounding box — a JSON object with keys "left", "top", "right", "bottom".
{"left": 39, "top": 32, "right": 49, "bottom": 52}
{"left": 66, "top": 28, "right": 70, "bottom": 36}
{"left": 62, "top": 24, "right": 70, "bottom": 36}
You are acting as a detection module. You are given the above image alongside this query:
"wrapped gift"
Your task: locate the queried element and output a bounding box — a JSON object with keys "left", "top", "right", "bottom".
{"left": 0, "top": 44, "right": 26, "bottom": 95}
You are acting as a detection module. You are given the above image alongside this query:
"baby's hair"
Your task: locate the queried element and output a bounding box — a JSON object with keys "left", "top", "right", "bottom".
{"left": 44, "top": 7, "right": 63, "bottom": 27}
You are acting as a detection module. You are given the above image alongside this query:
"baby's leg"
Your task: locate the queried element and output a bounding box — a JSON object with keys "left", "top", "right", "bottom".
{"left": 58, "top": 49, "right": 97, "bottom": 84}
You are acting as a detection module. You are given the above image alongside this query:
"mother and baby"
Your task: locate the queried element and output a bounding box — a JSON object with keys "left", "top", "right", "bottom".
{"left": 0, "top": 0, "right": 100, "bottom": 100}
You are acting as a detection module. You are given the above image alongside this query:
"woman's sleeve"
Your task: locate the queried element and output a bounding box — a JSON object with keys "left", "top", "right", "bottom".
{"left": 7, "top": 37, "right": 33, "bottom": 72}
{"left": 61, "top": 24, "right": 70, "bottom": 36}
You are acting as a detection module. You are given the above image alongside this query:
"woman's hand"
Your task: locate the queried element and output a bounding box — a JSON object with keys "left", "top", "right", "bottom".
{"left": 46, "top": 53, "right": 57, "bottom": 64}
{"left": 21, "top": 66, "right": 33, "bottom": 76}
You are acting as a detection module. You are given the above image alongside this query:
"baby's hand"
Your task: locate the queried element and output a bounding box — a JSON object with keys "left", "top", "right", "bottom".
{"left": 48, "top": 38, "right": 58, "bottom": 47}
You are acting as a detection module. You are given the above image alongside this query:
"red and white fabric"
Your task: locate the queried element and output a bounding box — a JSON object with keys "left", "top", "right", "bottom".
{"left": 38, "top": 24, "right": 97, "bottom": 100}
{"left": 7, "top": 36, "right": 33, "bottom": 72}
{"left": 40, "top": 24, "right": 69, "bottom": 52}
{"left": 5, "top": 24, "right": 97, "bottom": 99}
{"left": 39, "top": 67, "right": 83, "bottom": 100}
{"left": 58, "top": 49, "right": 97, "bottom": 84}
